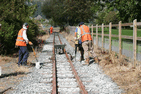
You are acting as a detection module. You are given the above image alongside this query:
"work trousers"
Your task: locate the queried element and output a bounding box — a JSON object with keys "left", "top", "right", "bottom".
{"left": 18, "top": 46, "right": 29, "bottom": 65}
{"left": 75, "top": 43, "right": 84, "bottom": 59}
{"left": 82, "top": 40, "right": 96, "bottom": 59}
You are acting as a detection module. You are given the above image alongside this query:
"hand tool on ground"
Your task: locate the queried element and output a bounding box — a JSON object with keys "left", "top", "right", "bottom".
{"left": 31, "top": 45, "right": 40, "bottom": 69}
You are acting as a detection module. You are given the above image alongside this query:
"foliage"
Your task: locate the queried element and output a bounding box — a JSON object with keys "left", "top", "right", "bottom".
{"left": 0, "top": 0, "right": 39, "bottom": 54}
{"left": 42, "top": 0, "right": 99, "bottom": 26}
{"left": 104, "top": 11, "right": 119, "bottom": 24}
{"left": 105, "top": 0, "right": 141, "bottom": 23}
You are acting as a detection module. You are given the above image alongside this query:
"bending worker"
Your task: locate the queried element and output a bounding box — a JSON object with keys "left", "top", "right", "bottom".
{"left": 15, "top": 23, "right": 33, "bottom": 67}
{"left": 78, "top": 22, "right": 98, "bottom": 65}
{"left": 74, "top": 26, "right": 84, "bottom": 62}
{"left": 50, "top": 26, "right": 53, "bottom": 34}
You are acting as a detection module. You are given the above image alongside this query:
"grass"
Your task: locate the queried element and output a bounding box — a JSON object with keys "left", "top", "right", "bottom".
{"left": 92, "top": 28, "right": 141, "bottom": 42}
{"left": 93, "top": 28, "right": 141, "bottom": 37}
{"left": 92, "top": 28, "right": 141, "bottom": 52}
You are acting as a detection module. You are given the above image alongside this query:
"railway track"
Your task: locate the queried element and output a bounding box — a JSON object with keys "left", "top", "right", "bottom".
{"left": 9, "top": 32, "right": 123, "bottom": 94}
{"left": 52, "top": 32, "right": 87, "bottom": 94}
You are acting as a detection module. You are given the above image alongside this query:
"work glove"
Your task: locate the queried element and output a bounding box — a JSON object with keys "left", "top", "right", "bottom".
{"left": 15, "top": 45, "right": 18, "bottom": 48}
{"left": 29, "top": 41, "right": 33, "bottom": 45}
{"left": 74, "top": 37, "right": 78, "bottom": 41}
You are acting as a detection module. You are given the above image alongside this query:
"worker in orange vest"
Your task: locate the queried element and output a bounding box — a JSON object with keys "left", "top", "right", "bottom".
{"left": 78, "top": 22, "right": 98, "bottom": 65}
{"left": 50, "top": 26, "right": 53, "bottom": 34}
{"left": 15, "top": 23, "right": 33, "bottom": 67}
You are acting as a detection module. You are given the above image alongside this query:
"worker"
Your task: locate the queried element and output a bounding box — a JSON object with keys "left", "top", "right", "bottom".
{"left": 78, "top": 22, "right": 98, "bottom": 65}
{"left": 74, "top": 26, "right": 84, "bottom": 62}
{"left": 15, "top": 23, "right": 33, "bottom": 67}
{"left": 50, "top": 26, "right": 53, "bottom": 34}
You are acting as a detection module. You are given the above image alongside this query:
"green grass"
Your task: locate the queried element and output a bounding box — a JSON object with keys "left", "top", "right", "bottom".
{"left": 92, "top": 28, "right": 141, "bottom": 53}
{"left": 92, "top": 28, "right": 141, "bottom": 43}
{"left": 93, "top": 28, "right": 141, "bottom": 37}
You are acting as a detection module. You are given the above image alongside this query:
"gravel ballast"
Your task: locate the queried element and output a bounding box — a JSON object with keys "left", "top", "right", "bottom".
{"left": 7, "top": 33, "right": 124, "bottom": 94}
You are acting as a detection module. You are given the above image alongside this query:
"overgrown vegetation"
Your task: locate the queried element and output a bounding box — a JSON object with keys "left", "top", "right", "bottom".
{"left": 0, "top": 0, "right": 41, "bottom": 55}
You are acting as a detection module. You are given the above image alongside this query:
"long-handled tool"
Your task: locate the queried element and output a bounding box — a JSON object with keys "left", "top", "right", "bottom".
{"left": 31, "top": 46, "right": 40, "bottom": 69}
{"left": 71, "top": 40, "right": 77, "bottom": 61}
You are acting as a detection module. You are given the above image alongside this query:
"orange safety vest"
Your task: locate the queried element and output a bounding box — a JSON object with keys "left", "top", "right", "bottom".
{"left": 50, "top": 27, "right": 53, "bottom": 34}
{"left": 15, "top": 28, "right": 27, "bottom": 46}
{"left": 79, "top": 25, "right": 92, "bottom": 42}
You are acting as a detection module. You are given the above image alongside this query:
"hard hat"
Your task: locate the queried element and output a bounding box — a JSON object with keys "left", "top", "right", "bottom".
{"left": 23, "top": 23, "right": 29, "bottom": 28}
{"left": 79, "top": 22, "right": 84, "bottom": 26}
{"left": 0, "top": 24, "right": 1, "bottom": 26}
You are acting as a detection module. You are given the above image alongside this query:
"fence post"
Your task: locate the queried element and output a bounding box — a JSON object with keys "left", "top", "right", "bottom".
{"left": 96, "top": 24, "right": 98, "bottom": 49}
{"left": 102, "top": 23, "right": 104, "bottom": 52}
{"left": 133, "top": 19, "right": 137, "bottom": 67}
{"left": 109, "top": 22, "right": 112, "bottom": 53}
{"left": 92, "top": 24, "right": 94, "bottom": 42}
{"left": 119, "top": 21, "right": 122, "bottom": 59}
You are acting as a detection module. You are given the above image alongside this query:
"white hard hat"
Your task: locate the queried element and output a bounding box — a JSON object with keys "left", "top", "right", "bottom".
{"left": 0, "top": 24, "right": 1, "bottom": 26}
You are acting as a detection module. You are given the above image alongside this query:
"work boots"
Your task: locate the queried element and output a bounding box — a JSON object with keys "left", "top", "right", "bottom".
{"left": 83, "top": 58, "right": 89, "bottom": 65}
{"left": 94, "top": 57, "right": 99, "bottom": 63}
{"left": 79, "top": 56, "right": 84, "bottom": 62}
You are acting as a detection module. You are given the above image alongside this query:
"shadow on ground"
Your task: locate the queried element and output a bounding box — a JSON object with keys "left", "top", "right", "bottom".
{"left": 0, "top": 72, "right": 31, "bottom": 78}
{"left": 0, "top": 87, "right": 12, "bottom": 94}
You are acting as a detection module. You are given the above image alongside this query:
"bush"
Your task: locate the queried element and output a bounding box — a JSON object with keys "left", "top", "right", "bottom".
{"left": 0, "top": 0, "right": 39, "bottom": 55}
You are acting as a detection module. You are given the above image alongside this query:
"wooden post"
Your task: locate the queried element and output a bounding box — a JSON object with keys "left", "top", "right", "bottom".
{"left": 109, "top": 22, "right": 112, "bottom": 53}
{"left": 133, "top": 19, "right": 137, "bottom": 67}
{"left": 102, "top": 23, "right": 104, "bottom": 52}
{"left": 96, "top": 24, "right": 98, "bottom": 49}
{"left": 92, "top": 25, "right": 94, "bottom": 42}
{"left": 119, "top": 21, "right": 122, "bottom": 59}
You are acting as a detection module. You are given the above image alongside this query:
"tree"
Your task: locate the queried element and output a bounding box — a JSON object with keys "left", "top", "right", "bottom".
{"left": 42, "top": 0, "right": 98, "bottom": 26}
{"left": 104, "top": 11, "right": 119, "bottom": 24}
{"left": 0, "top": 0, "right": 38, "bottom": 54}
{"left": 105, "top": 0, "right": 141, "bottom": 22}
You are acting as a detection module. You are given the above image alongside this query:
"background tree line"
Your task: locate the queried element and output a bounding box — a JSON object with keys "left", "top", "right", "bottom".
{"left": 0, "top": 0, "right": 40, "bottom": 55}
{"left": 42, "top": 0, "right": 141, "bottom": 26}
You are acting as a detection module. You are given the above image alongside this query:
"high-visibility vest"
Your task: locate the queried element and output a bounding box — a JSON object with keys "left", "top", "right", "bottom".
{"left": 80, "top": 25, "right": 92, "bottom": 42}
{"left": 50, "top": 27, "right": 53, "bottom": 34}
{"left": 75, "top": 27, "right": 82, "bottom": 44}
{"left": 15, "top": 28, "right": 27, "bottom": 46}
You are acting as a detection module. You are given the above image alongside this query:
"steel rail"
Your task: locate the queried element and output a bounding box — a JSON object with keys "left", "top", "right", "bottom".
{"left": 52, "top": 34, "right": 57, "bottom": 94}
{"left": 57, "top": 34, "right": 88, "bottom": 94}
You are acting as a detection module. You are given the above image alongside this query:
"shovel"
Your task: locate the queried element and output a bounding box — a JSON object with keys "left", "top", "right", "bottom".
{"left": 31, "top": 45, "right": 40, "bottom": 69}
